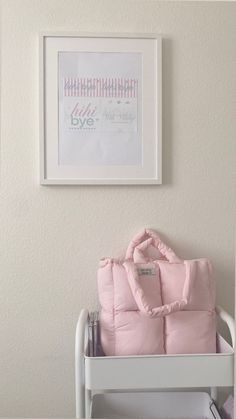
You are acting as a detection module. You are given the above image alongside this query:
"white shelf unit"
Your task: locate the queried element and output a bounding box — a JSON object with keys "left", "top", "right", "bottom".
{"left": 75, "top": 306, "right": 234, "bottom": 419}
{"left": 91, "top": 392, "right": 221, "bottom": 419}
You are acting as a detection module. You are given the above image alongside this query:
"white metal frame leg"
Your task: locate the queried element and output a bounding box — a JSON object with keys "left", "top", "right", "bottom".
{"left": 210, "top": 306, "right": 235, "bottom": 405}
{"left": 75, "top": 309, "right": 89, "bottom": 419}
{"left": 85, "top": 388, "right": 92, "bottom": 418}
{"left": 216, "top": 306, "right": 235, "bottom": 348}
{"left": 210, "top": 387, "right": 218, "bottom": 402}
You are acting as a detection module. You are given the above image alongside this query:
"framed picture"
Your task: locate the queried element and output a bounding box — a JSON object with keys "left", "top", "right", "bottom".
{"left": 39, "top": 32, "right": 162, "bottom": 185}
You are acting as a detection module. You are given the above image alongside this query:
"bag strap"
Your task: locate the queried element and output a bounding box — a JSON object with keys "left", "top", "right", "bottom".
{"left": 125, "top": 229, "right": 182, "bottom": 263}
{"left": 123, "top": 260, "right": 196, "bottom": 318}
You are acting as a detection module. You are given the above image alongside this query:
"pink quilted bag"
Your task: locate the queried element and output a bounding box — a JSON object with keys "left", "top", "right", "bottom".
{"left": 98, "top": 229, "right": 216, "bottom": 356}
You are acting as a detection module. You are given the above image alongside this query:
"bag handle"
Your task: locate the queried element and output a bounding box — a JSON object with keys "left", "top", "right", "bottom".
{"left": 123, "top": 260, "right": 196, "bottom": 317}
{"left": 125, "top": 229, "right": 182, "bottom": 263}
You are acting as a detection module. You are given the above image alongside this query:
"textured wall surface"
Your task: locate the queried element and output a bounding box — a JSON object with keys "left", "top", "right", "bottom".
{"left": 0, "top": 0, "right": 236, "bottom": 416}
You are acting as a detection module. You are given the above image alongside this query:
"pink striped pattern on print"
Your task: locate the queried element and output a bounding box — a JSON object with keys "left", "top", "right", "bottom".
{"left": 62, "top": 77, "right": 138, "bottom": 98}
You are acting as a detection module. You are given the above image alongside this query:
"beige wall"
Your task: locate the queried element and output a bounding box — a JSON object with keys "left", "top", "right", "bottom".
{"left": 0, "top": 0, "right": 235, "bottom": 416}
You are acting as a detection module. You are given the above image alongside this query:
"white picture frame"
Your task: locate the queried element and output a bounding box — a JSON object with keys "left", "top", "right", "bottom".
{"left": 39, "top": 32, "right": 162, "bottom": 185}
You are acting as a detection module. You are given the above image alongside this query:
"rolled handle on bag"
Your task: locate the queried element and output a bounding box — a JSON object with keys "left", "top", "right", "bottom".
{"left": 123, "top": 260, "right": 196, "bottom": 318}
{"left": 125, "top": 229, "right": 182, "bottom": 263}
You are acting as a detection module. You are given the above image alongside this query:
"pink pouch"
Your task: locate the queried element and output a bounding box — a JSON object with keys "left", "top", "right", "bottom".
{"left": 98, "top": 229, "right": 216, "bottom": 356}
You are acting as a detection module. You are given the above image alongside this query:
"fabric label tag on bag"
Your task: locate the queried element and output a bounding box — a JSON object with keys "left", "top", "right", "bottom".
{"left": 138, "top": 268, "right": 156, "bottom": 276}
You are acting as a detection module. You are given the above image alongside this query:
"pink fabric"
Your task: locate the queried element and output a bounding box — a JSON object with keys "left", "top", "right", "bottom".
{"left": 159, "top": 259, "right": 215, "bottom": 311}
{"left": 123, "top": 260, "right": 188, "bottom": 317}
{"left": 101, "top": 310, "right": 164, "bottom": 356}
{"left": 98, "top": 229, "right": 216, "bottom": 356}
{"left": 221, "top": 395, "right": 234, "bottom": 419}
{"left": 126, "top": 229, "right": 182, "bottom": 263}
{"left": 165, "top": 310, "right": 216, "bottom": 354}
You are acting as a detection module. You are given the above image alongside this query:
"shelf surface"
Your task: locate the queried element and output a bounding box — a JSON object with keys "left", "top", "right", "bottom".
{"left": 85, "top": 335, "right": 234, "bottom": 390}
{"left": 91, "top": 392, "right": 221, "bottom": 418}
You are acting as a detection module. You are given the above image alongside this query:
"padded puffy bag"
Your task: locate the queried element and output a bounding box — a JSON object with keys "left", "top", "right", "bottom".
{"left": 98, "top": 229, "right": 216, "bottom": 356}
